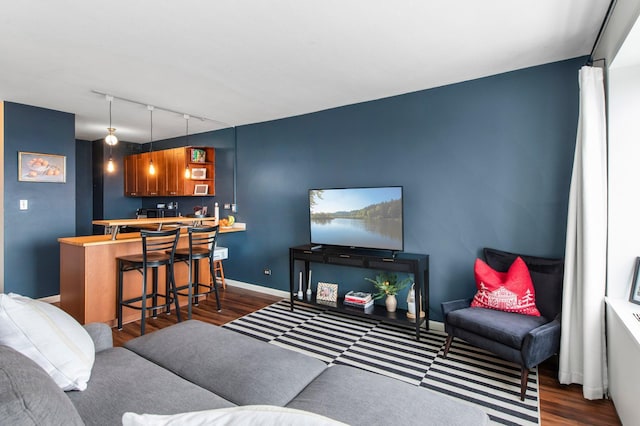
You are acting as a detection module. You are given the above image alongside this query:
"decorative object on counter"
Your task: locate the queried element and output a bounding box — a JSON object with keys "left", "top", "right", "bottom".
{"left": 218, "top": 216, "right": 235, "bottom": 228}
{"left": 630, "top": 257, "right": 640, "bottom": 305}
{"left": 191, "top": 148, "right": 206, "bottom": 162}
{"left": 191, "top": 206, "right": 208, "bottom": 217}
{"left": 297, "top": 272, "right": 304, "bottom": 300}
{"left": 194, "top": 184, "right": 208, "bottom": 195}
{"left": 214, "top": 203, "right": 219, "bottom": 221}
{"left": 18, "top": 152, "right": 66, "bottom": 183}
{"left": 306, "top": 270, "right": 313, "bottom": 301}
{"left": 316, "top": 282, "right": 338, "bottom": 303}
{"left": 365, "top": 272, "right": 412, "bottom": 313}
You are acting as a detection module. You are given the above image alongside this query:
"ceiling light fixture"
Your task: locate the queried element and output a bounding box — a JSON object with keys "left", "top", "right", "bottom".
{"left": 148, "top": 105, "right": 156, "bottom": 175}
{"left": 104, "top": 95, "right": 118, "bottom": 146}
{"left": 184, "top": 114, "right": 191, "bottom": 179}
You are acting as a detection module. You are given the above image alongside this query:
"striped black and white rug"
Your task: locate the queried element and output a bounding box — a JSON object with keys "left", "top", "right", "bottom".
{"left": 223, "top": 300, "right": 540, "bottom": 426}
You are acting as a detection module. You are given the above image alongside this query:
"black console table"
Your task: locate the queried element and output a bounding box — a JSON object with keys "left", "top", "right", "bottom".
{"left": 289, "top": 245, "right": 429, "bottom": 340}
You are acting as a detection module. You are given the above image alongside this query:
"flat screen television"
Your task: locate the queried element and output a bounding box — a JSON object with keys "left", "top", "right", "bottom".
{"left": 309, "top": 186, "right": 403, "bottom": 252}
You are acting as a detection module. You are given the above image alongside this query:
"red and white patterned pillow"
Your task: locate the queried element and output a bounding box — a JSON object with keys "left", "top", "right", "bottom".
{"left": 471, "top": 256, "right": 540, "bottom": 316}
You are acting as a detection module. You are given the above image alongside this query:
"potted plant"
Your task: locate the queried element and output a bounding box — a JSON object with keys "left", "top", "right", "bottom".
{"left": 365, "top": 272, "right": 412, "bottom": 312}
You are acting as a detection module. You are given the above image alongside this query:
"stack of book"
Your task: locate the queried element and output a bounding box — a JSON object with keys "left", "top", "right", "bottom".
{"left": 343, "top": 291, "right": 374, "bottom": 309}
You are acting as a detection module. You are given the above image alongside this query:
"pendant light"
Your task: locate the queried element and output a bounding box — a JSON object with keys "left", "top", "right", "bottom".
{"left": 184, "top": 114, "right": 191, "bottom": 178}
{"left": 148, "top": 105, "right": 156, "bottom": 175}
{"left": 104, "top": 95, "right": 118, "bottom": 146}
{"left": 105, "top": 95, "right": 117, "bottom": 173}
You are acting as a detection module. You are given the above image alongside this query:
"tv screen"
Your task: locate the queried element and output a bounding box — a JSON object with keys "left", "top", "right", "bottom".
{"left": 309, "top": 186, "right": 403, "bottom": 251}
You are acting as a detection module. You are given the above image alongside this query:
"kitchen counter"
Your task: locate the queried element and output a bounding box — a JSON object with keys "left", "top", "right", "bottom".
{"left": 92, "top": 217, "right": 245, "bottom": 240}
{"left": 59, "top": 222, "right": 245, "bottom": 325}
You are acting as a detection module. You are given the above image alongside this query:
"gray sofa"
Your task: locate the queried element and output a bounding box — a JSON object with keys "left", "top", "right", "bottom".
{"left": 1, "top": 320, "right": 489, "bottom": 425}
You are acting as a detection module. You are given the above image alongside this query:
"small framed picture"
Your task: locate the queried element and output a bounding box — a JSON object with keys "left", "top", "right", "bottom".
{"left": 316, "top": 282, "right": 338, "bottom": 303}
{"left": 194, "top": 184, "right": 208, "bottom": 195}
{"left": 191, "top": 168, "right": 207, "bottom": 179}
{"left": 191, "top": 148, "right": 206, "bottom": 163}
{"left": 630, "top": 257, "right": 640, "bottom": 305}
{"left": 18, "top": 152, "right": 66, "bottom": 183}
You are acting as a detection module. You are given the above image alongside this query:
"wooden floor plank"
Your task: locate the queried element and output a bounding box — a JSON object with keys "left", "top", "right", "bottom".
{"left": 110, "top": 286, "right": 621, "bottom": 425}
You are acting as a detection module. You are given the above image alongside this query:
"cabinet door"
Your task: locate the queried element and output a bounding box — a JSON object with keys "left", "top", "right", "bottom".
{"left": 124, "top": 155, "right": 140, "bottom": 196}
{"left": 165, "top": 148, "right": 186, "bottom": 196}
{"left": 145, "top": 151, "right": 161, "bottom": 196}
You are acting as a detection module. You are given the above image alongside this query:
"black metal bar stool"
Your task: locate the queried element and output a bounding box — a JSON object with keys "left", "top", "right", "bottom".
{"left": 117, "top": 228, "right": 181, "bottom": 335}
{"left": 173, "top": 225, "right": 221, "bottom": 319}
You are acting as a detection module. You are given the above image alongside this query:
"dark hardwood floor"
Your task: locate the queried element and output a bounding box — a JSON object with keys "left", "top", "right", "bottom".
{"left": 111, "top": 286, "right": 621, "bottom": 425}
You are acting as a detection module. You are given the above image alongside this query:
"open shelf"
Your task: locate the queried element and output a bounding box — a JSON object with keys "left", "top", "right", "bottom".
{"left": 289, "top": 245, "right": 429, "bottom": 340}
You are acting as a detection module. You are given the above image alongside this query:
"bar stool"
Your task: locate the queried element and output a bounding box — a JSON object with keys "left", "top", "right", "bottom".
{"left": 173, "top": 225, "right": 221, "bottom": 318}
{"left": 117, "top": 228, "right": 181, "bottom": 335}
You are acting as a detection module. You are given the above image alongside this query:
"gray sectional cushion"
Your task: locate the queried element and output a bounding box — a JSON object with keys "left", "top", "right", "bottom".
{"left": 0, "top": 345, "right": 83, "bottom": 426}
{"left": 446, "top": 307, "right": 549, "bottom": 349}
{"left": 83, "top": 322, "right": 113, "bottom": 353}
{"left": 287, "top": 365, "right": 489, "bottom": 426}
{"left": 124, "top": 320, "right": 327, "bottom": 406}
{"left": 66, "top": 347, "right": 234, "bottom": 426}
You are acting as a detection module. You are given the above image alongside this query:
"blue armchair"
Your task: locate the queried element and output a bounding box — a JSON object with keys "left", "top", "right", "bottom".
{"left": 441, "top": 248, "right": 564, "bottom": 400}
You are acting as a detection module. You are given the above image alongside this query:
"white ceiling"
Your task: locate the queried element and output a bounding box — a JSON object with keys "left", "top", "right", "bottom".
{"left": 0, "top": 0, "right": 611, "bottom": 143}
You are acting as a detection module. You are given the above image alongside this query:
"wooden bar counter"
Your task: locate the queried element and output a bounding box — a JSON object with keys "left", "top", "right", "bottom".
{"left": 59, "top": 220, "right": 244, "bottom": 326}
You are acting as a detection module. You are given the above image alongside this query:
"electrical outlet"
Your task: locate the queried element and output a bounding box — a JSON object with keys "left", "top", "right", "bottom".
{"left": 263, "top": 268, "right": 272, "bottom": 276}
{"left": 224, "top": 203, "right": 231, "bottom": 209}
{"left": 19, "top": 200, "right": 28, "bottom": 210}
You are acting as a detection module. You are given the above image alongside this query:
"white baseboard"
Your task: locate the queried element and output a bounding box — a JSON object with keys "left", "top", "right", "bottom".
{"left": 224, "top": 279, "right": 446, "bottom": 331}
{"left": 39, "top": 294, "right": 60, "bottom": 304}
{"left": 225, "top": 279, "right": 290, "bottom": 299}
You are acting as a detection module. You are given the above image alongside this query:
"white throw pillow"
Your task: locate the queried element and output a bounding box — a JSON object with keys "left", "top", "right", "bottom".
{"left": 122, "top": 405, "right": 347, "bottom": 426}
{"left": 0, "top": 293, "right": 95, "bottom": 391}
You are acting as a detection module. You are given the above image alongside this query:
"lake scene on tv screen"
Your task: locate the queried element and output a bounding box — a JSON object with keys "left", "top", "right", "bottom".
{"left": 310, "top": 187, "right": 403, "bottom": 250}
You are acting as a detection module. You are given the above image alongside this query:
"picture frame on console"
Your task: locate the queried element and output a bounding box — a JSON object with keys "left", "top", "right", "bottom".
{"left": 630, "top": 257, "right": 640, "bottom": 305}
{"left": 317, "top": 282, "right": 338, "bottom": 303}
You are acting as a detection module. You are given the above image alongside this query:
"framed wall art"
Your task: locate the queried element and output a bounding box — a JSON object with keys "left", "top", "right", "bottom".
{"left": 18, "top": 152, "right": 66, "bottom": 183}
{"left": 316, "top": 282, "right": 338, "bottom": 303}
{"left": 194, "top": 184, "right": 209, "bottom": 195}
{"left": 630, "top": 257, "right": 640, "bottom": 305}
{"left": 191, "top": 168, "right": 207, "bottom": 179}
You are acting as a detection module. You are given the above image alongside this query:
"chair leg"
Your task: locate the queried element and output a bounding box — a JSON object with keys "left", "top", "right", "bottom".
{"left": 209, "top": 258, "right": 221, "bottom": 311}
{"left": 140, "top": 268, "right": 147, "bottom": 336}
{"left": 117, "top": 262, "right": 124, "bottom": 331}
{"left": 443, "top": 335, "right": 454, "bottom": 357}
{"left": 186, "top": 258, "right": 193, "bottom": 320}
{"left": 151, "top": 267, "right": 159, "bottom": 319}
{"left": 168, "top": 263, "right": 182, "bottom": 323}
{"left": 520, "top": 368, "right": 529, "bottom": 401}
{"left": 193, "top": 260, "right": 201, "bottom": 306}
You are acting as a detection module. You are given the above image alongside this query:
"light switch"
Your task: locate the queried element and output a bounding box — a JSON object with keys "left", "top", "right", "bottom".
{"left": 20, "top": 200, "right": 28, "bottom": 210}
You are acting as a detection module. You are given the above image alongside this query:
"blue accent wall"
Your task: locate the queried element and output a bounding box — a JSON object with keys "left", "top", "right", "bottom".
{"left": 221, "top": 57, "right": 583, "bottom": 320}
{"left": 3, "top": 102, "right": 76, "bottom": 298}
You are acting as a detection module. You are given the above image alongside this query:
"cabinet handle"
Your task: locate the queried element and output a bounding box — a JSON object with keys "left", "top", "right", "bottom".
{"left": 382, "top": 258, "right": 395, "bottom": 262}
{"left": 303, "top": 251, "right": 313, "bottom": 254}
{"left": 339, "top": 254, "right": 350, "bottom": 258}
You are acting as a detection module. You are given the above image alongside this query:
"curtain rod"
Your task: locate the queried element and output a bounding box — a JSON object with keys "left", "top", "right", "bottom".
{"left": 91, "top": 90, "right": 233, "bottom": 128}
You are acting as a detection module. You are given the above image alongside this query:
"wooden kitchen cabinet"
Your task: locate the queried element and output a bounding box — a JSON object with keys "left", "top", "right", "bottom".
{"left": 123, "top": 146, "right": 214, "bottom": 197}
{"left": 124, "top": 155, "right": 141, "bottom": 197}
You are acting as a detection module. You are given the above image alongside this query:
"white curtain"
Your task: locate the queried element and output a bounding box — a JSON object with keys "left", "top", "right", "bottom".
{"left": 559, "top": 66, "right": 608, "bottom": 400}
